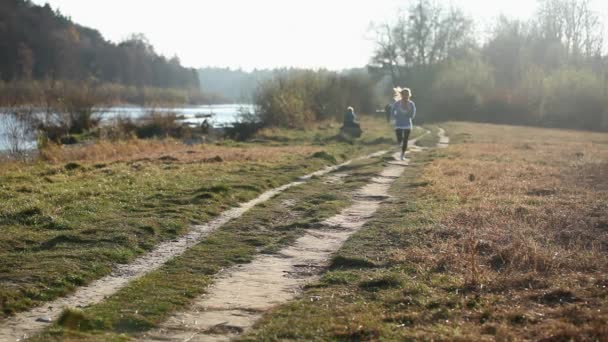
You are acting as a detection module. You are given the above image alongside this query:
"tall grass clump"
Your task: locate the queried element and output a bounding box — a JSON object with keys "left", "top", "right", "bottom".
{"left": 134, "top": 111, "right": 192, "bottom": 139}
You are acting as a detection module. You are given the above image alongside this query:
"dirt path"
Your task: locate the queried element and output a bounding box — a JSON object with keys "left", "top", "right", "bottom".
{"left": 140, "top": 132, "right": 441, "bottom": 342}
{"left": 0, "top": 151, "right": 387, "bottom": 342}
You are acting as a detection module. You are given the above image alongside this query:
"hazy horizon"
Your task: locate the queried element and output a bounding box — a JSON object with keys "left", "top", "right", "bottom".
{"left": 28, "top": 0, "right": 608, "bottom": 71}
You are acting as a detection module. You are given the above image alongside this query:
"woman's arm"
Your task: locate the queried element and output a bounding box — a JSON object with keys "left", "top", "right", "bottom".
{"left": 410, "top": 102, "right": 416, "bottom": 119}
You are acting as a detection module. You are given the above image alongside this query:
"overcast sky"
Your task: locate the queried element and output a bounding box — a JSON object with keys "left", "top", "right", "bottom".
{"left": 31, "top": 0, "right": 608, "bottom": 71}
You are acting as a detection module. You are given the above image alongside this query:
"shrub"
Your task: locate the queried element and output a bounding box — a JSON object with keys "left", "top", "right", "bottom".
{"left": 254, "top": 69, "right": 379, "bottom": 128}
{"left": 541, "top": 67, "right": 608, "bottom": 131}
{"left": 99, "top": 115, "right": 138, "bottom": 141}
{"left": 430, "top": 57, "right": 495, "bottom": 122}
{"left": 224, "top": 109, "right": 264, "bottom": 141}
{"left": 135, "top": 111, "right": 191, "bottom": 139}
{"left": 254, "top": 72, "right": 316, "bottom": 128}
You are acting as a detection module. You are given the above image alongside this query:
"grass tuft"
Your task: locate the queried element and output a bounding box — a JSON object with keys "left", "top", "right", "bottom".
{"left": 309, "top": 151, "right": 337, "bottom": 164}
{"left": 359, "top": 273, "right": 403, "bottom": 291}
{"left": 329, "top": 256, "right": 377, "bottom": 270}
{"left": 57, "top": 308, "right": 108, "bottom": 331}
{"left": 64, "top": 162, "right": 83, "bottom": 171}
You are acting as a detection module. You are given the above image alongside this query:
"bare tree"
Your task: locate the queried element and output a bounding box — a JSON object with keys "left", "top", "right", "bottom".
{"left": 536, "top": 0, "right": 604, "bottom": 59}
{"left": 369, "top": 0, "right": 474, "bottom": 77}
{"left": 395, "top": 1, "right": 473, "bottom": 65}
{"left": 369, "top": 23, "right": 402, "bottom": 85}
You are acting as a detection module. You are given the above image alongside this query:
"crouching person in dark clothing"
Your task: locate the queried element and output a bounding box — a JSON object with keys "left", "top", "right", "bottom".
{"left": 340, "top": 106, "right": 362, "bottom": 138}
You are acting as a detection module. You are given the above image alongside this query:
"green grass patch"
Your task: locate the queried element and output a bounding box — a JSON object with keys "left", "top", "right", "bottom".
{"left": 1, "top": 116, "right": 405, "bottom": 319}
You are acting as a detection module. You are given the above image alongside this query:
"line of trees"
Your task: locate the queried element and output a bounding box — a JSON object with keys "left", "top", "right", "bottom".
{"left": 198, "top": 68, "right": 276, "bottom": 103}
{"left": 369, "top": 0, "right": 608, "bottom": 131}
{"left": 0, "top": 0, "right": 199, "bottom": 89}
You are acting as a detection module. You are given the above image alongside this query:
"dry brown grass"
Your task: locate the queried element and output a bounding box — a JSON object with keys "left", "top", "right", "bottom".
{"left": 239, "top": 122, "right": 606, "bottom": 341}
{"left": 412, "top": 122, "right": 608, "bottom": 340}
{"left": 37, "top": 139, "right": 323, "bottom": 165}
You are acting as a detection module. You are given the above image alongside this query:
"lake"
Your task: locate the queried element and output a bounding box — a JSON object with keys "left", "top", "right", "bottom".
{"left": 0, "top": 104, "right": 255, "bottom": 152}
{"left": 98, "top": 104, "right": 255, "bottom": 126}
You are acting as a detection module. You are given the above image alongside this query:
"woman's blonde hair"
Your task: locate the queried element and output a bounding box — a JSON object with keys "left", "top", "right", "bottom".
{"left": 393, "top": 87, "right": 412, "bottom": 101}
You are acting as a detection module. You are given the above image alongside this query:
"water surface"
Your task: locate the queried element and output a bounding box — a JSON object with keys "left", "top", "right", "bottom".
{"left": 0, "top": 104, "right": 255, "bottom": 151}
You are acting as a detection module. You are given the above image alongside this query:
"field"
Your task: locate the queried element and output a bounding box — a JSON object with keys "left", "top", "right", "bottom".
{"left": 244, "top": 122, "right": 608, "bottom": 341}
{"left": 0, "top": 116, "right": 399, "bottom": 319}
{"left": 1, "top": 120, "right": 607, "bottom": 341}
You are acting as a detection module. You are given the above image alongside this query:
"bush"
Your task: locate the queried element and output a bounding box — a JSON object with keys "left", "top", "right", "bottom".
{"left": 135, "top": 111, "right": 191, "bottom": 139}
{"left": 541, "top": 67, "right": 608, "bottom": 130}
{"left": 224, "top": 109, "right": 264, "bottom": 141}
{"left": 34, "top": 80, "right": 102, "bottom": 143}
{"left": 254, "top": 74, "right": 316, "bottom": 128}
{"left": 430, "top": 58, "right": 495, "bottom": 122}
{"left": 418, "top": 59, "right": 608, "bottom": 132}
{"left": 254, "top": 69, "right": 379, "bottom": 128}
{"left": 479, "top": 92, "right": 537, "bottom": 125}
{"left": 223, "top": 121, "right": 263, "bottom": 141}
{"left": 99, "top": 115, "right": 138, "bottom": 141}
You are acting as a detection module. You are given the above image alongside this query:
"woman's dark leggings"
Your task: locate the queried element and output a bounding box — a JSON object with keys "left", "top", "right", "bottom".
{"left": 395, "top": 129, "right": 411, "bottom": 153}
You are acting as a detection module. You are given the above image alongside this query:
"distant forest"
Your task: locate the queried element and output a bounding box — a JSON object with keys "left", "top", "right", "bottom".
{"left": 198, "top": 68, "right": 287, "bottom": 102}
{"left": 0, "top": 0, "right": 199, "bottom": 89}
{"left": 246, "top": 0, "right": 608, "bottom": 133}
{"left": 367, "top": 0, "right": 608, "bottom": 131}
{"left": 198, "top": 67, "right": 375, "bottom": 104}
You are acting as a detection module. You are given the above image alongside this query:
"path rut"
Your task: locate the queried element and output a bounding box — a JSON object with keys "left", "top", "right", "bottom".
{"left": 140, "top": 132, "right": 442, "bottom": 342}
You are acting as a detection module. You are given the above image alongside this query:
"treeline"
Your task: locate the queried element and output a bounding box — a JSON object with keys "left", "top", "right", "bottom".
{"left": 198, "top": 68, "right": 275, "bottom": 102}
{"left": 0, "top": 0, "right": 199, "bottom": 89}
{"left": 198, "top": 67, "right": 377, "bottom": 105}
{"left": 0, "top": 80, "right": 223, "bottom": 108}
{"left": 369, "top": 0, "right": 608, "bottom": 131}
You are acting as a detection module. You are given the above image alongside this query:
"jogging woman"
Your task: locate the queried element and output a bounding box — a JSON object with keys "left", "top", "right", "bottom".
{"left": 391, "top": 87, "right": 416, "bottom": 160}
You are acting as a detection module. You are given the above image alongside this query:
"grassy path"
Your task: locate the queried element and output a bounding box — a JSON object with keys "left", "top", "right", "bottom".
{"left": 141, "top": 154, "right": 406, "bottom": 341}
{"left": 0, "top": 150, "right": 389, "bottom": 342}
{"left": 242, "top": 123, "right": 608, "bottom": 341}
{"left": 25, "top": 148, "right": 399, "bottom": 341}
{"left": 135, "top": 133, "right": 434, "bottom": 341}
{"left": 0, "top": 116, "right": 415, "bottom": 340}
{"left": 0, "top": 118, "right": 431, "bottom": 341}
{"left": 11, "top": 121, "right": 601, "bottom": 341}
